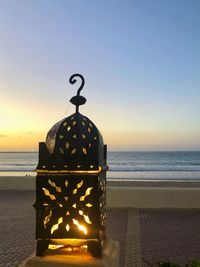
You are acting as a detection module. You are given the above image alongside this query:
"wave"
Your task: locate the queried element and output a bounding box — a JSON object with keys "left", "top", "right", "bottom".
{"left": 109, "top": 165, "right": 200, "bottom": 172}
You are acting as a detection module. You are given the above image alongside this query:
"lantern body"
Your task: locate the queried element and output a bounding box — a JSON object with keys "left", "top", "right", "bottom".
{"left": 34, "top": 112, "right": 107, "bottom": 257}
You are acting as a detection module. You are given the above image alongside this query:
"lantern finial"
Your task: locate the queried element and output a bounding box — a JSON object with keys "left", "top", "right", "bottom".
{"left": 69, "top": 74, "right": 87, "bottom": 113}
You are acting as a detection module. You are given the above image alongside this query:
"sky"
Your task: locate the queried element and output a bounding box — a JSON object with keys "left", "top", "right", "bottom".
{"left": 0, "top": 0, "right": 200, "bottom": 151}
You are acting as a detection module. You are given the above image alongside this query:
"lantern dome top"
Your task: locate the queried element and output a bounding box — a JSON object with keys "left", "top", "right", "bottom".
{"left": 38, "top": 73, "right": 105, "bottom": 171}
{"left": 46, "top": 112, "right": 103, "bottom": 159}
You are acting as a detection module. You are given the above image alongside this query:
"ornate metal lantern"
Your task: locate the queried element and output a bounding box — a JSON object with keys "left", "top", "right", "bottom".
{"left": 34, "top": 74, "right": 108, "bottom": 257}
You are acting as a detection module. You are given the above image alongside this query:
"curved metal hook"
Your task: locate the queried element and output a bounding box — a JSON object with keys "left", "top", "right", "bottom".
{"left": 69, "top": 73, "right": 85, "bottom": 96}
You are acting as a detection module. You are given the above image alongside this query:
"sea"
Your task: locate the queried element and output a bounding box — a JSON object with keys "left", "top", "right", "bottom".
{"left": 0, "top": 151, "right": 200, "bottom": 181}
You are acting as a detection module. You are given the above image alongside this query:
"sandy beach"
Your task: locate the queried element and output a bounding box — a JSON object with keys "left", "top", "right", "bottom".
{"left": 1, "top": 176, "right": 200, "bottom": 210}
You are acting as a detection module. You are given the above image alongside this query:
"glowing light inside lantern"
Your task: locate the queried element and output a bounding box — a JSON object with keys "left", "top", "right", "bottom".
{"left": 66, "top": 224, "right": 70, "bottom": 232}
{"left": 48, "top": 244, "right": 64, "bottom": 250}
{"left": 72, "top": 219, "right": 87, "bottom": 235}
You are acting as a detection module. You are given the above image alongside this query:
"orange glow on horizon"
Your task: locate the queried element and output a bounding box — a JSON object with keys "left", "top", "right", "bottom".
{"left": 0, "top": 131, "right": 46, "bottom": 151}
{"left": 1, "top": 129, "right": 200, "bottom": 151}
{"left": 1, "top": 101, "right": 200, "bottom": 151}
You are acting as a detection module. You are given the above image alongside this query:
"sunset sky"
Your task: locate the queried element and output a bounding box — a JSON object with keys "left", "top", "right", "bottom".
{"left": 0, "top": 0, "right": 200, "bottom": 151}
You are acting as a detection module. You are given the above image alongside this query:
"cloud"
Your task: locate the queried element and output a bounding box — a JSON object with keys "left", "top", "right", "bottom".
{"left": 0, "top": 135, "right": 7, "bottom": 138}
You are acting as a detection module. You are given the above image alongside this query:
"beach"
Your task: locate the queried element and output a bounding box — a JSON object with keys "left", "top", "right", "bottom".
{"left": 1, "top": 175, "right": 200, "bottom": 210}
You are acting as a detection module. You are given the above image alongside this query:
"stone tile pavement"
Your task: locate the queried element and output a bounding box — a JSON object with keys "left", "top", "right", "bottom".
{"left": 0, "top": 191, "right": 35, "bottom": 267}
{"left": 0, "top": 191, "right": 200, "bottom": 267}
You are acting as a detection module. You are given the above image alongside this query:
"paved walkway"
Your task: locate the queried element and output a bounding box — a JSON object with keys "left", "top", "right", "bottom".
{"left": 0, "top": 191, "right": 200, "bottom": 267}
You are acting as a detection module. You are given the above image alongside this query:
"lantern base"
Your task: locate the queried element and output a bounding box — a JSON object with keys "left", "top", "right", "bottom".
{"left": 19, "top": 239, "right": 119, "bottom": 267}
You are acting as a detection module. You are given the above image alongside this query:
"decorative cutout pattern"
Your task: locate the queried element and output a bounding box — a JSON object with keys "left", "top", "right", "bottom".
{"left": 51, "top": 217, "right": 63, "bottom": 234}
{"left": 41, "top": 178, "right": 95, "bottom": 237}
{"left": 65, "top": 142, "right": 69, "bottom": 149}
{"left": 83, "top": 214, "right": 92, "bottom": 224}
{"left": 73, "top": 188, "right": 77, "bottom": 195}
{"left": 48, "top": 179, "right": 61, "bottom": 193}
{"left": 66, "top": 224, "right": 70, "bottom": 231}
{"left": 78, "top": 210, "right": 83, "bottom": 215}
{"left": 44, "top": 210, "right": 52, "bottom": 229}
{"left": 42, "top": 188, "right": 56, "bottom": 200}
{"left": 77, "top": 180, "right": 83, "bottom": 188}
{"left": 71, "top": 148, "right": 76, "bottom": 154}
{"left": 82, "top": 147, "right": 87, "bottom": 155}
{"left": 49, "top": 114, "right": 101, "bottom": 163}
{"left": 80, "top": 187, "right": 93, "bottom": 201}
{"left": 86, "top": 203, "right": 92, "bottom": 207}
